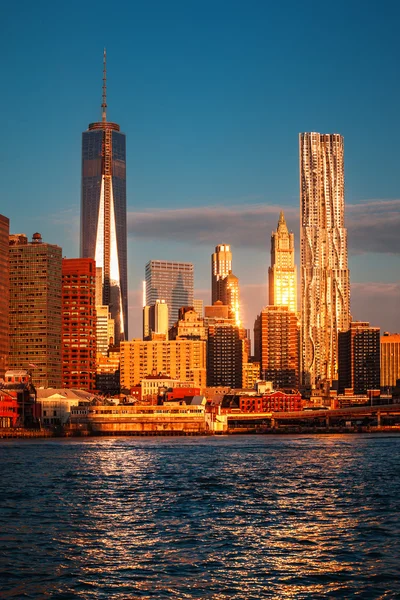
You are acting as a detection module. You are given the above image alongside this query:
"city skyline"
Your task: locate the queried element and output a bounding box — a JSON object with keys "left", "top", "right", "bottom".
{"left": 1, "top": 2, "right": 399, "bottom": 339}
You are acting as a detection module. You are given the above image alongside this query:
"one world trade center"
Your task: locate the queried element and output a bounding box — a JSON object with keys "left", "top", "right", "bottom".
{"left": 80, "top": 50, "right": 128, "bottom": 341}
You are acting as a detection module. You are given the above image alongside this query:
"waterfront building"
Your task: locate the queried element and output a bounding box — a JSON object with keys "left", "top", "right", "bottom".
{"left": 254, "top": 306, "right": 299, "bottom": 389}
{"left": 212, "top": 244, "right": 232, "bottom": 304}
{"left": 80, "top": 51, "right": 128, "bottom": 342}
{"left": 338, "top": 321, "right": 380, "bottom": 395}
{"left": 9, "top": 233, "right": 62, "bottom": 388}
{"left": 0, "top": 391, "right": 18, "bottom": 428}
{"left": 268, "top": 211, "right": 297, "bottom": 314}
{"left": 120, "top": 339, "right": 206, "bottom": 390}
{"left": 0, "top": 214, "right": 9, "bottom": 378}
{"left": 62, "top": 258, "right": 97, "bottom": 391}
{"left": 145, "top": 260, "right": 194, "bottom": 328}
{"left": 238, "top": 390, "right": 302, "bottom": 413}
{"left": 381, "top": 332, "right": 400, "bottom": 389}
{"left": 193, "top": 298, "right": 204, "bottom": 317}
{"left": 141, "top": 375, "right": 195, "bottom": 402}
{"left": 299, "top": 132, "right": 350, "bottom": 387}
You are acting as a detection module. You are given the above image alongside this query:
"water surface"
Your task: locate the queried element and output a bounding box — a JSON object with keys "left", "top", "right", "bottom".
{"left": 0, "top": 435, "right": 399, "bottom": 598}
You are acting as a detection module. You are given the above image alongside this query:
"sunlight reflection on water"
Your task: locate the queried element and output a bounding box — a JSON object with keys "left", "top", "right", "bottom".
{"left": 0, "top": 435, "right": 399, "bottom": 598}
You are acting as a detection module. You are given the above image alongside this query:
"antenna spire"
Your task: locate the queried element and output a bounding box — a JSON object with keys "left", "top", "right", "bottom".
{"left": 102, "top": 48, "right": 107, "bottom": 122}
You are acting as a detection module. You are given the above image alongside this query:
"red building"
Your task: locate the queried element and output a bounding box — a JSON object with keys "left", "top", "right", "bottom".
{"left": 165, "top": 387, "right": 201, "bottom": 401}
{"left": 239, "top": 390, "right": 303, "bottom": 413}
{"left": 62, "top": 258, "right": 97, "bottom": 391}
{"left": 0, "top": 392, "right": 18, "bottom": 427}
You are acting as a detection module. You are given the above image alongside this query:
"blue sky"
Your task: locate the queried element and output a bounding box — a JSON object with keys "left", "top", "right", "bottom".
{"left": 1, "top": 0, "right": 400, "bottom": 337}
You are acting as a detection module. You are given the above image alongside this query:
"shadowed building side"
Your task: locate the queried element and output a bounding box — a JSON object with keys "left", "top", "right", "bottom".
{"left": 0, "top": 214, "right": 9, "bottom": 378}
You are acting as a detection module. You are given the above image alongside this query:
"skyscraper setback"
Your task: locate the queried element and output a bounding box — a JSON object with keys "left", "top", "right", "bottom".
{"left": 269, "top": 211, "right": 297, "bottom": 314}
{"left": 80, "top": 50, "right": 128, "bottom": 342}
{"left": 300, "top": 132, "right": 350, "bottom": 387}
{"left": 212, "top": 244, "right": 232, "bottom": 304}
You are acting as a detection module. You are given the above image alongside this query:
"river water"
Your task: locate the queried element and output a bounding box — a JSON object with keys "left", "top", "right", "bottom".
{"left": 0, "top": 434, "right": 399, "bottom": 599}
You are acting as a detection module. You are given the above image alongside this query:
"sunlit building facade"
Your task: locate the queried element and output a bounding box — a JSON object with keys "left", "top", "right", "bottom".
{"left": 254, "top": 306, "right": 299, "bottom": 389}
{"left": 212, "top": 244, "right": 232, "bottom": 304}
{"left": 381, "top": 333, "right": 400, "bottom": 389}
{"left": 120, "top": 339, "right": 206, "bottom": 390}
{"left": 80, "top": 51, "right": 128, "bottom": 342}
{"left": 0, "top": 214, "right": 9, "bottom": 378}
{"left": 269, "top": 211, "right": 297, "bottom": 313}
{"left": 221, "top": 272, "right": 241, "bottom": 325}
{"left": 9, "top": 233, "right": 62, "bottom": 388}
{"left": 62, "top": 258, "right": 97, "bottom": 391}
{"left": 145, "top": 260, "right": 194, "bottom": 328}
{"left": 300, "top": 132, "right": 350, "bottom": 387}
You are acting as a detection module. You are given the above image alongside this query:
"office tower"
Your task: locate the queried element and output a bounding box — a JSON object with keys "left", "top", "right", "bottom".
{"left": 381, "top": 333, "right": 400, "bottom": 389}
{"left": 96, "top": 348, "right": 120, "bottom": 394}
{"left": 269, "top": 211, "right": 297, "bottom": 313}
{"left": 96, "top": 305, "right": 114, "bottom": 355}
{"left": 338, "top": 321, "right": 380, "bottom": 395}
{"left": 193, "top": 298, "right": 204, "bottom": 317}
{"left": 9, "top": 233, "right": 62, "bottom": 388}
{"left": 220, "top": 272, "right": 241, "bottom": 325}
{"left": 212, "top": 244, "right": 232, "bottom": 304}
{"left": 204, "top": 304, "right": 246, "bottom": 388}
{"left": 300, "top": 132, "right": 350, "bottom": 387}
{"left": 62, "top": 258, "right": 97, "bottom": 391}
{"left": 145, "top": 260, "right": 194, "bottom": 328}
{"left": 80, "top": 50, "right": 128, "bottom": 342}
{"left": 120, "top": 339, "right": 206, "bottom": 389}
{"left": 206, "top": 322, "right": 244, "bottom": 388}
{"left": 254, "top": 306, "right": 299, "bottom": 389}
{"left": 146, "top": 300, "right": 169, "bottom": 339}
{"left": 0, "top": 215, "right": 9, "bottom": 378}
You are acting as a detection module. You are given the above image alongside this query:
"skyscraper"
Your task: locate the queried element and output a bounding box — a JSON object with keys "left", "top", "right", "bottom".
{"left": 380, "top": 333, "right": 400, "bottom": 389}
{"left": 338, "top": 321, "right": 380, "bottom": 395}
{"left": 212, "top": 244, "right": 232, "bottom": 304}
{"left": 300, "top": 132, "right": 350, "bottom": 388}
{"left": 269, "top": 211, "right": 297, "bottom": 313}
{"left": 220, "top": 272, "right": 241, "bottom": 325}
{"left": 0, "top": 214, "right": 9, "bottom": 378}
{"left": 145, "top": 260, "right": 194, "bottom": 328}
{"left": 254, "top": 306, "right": 299, "bottom": 389}
{"left": 80, "top": 50, "right": 128, "bottom": 342}
{"left": 62, "top": 258, "right": 97, "bottom": 391}
{"left": 9, "top": 233, "right": 62, "bottom": 388}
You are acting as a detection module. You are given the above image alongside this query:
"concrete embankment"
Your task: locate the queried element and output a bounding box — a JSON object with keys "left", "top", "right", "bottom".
{"left": 0, "top": 428, "right": 54, "bottom": 439}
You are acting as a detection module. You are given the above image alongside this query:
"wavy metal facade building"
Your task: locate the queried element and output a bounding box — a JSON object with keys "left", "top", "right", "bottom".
{"left": 299, "top": 132, "right": 350, "bottom": 387}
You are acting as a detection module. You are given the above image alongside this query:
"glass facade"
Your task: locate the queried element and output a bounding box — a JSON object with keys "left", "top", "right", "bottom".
{"left": 81, "top": 122, "right": 128, "bottom": 342}
{"left": 145, "top": 261, "right": 194, "bottom": 329}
